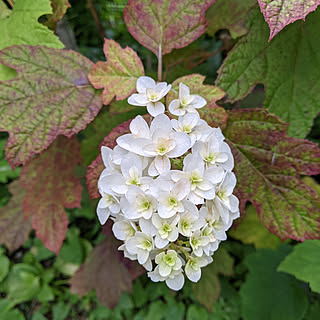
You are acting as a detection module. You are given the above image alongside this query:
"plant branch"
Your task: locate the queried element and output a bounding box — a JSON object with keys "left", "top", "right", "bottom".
{"left": 158, "top": 43, "right": 162, "bottom": 82}
{"left": 7, "top": 0, "right": 14, "bottom": 8}
{"left": 87, "top": 0, "right": 105, "bottom": 41}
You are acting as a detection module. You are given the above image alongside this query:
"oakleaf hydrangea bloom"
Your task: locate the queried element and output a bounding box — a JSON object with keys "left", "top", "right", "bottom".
{"left": 96, "top": 76, "right": 239, "bottom": 290}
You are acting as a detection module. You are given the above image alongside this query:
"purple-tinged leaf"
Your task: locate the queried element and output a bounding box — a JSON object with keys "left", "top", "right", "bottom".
{"left": 257, "top": 0, "right": 320, "bottom": 40}
{"left": 70, "top": 222, "right": 144, "bottom": 309}
{"left": 124, "top": 0, "right": 216, "bottom": 56}
{"left": 88, "top": 39, "right": 144, "bottom": 106}
{"left": 222, "top": 109, "right": 320, "bottom": 241}
{"left": 0, "top": 45, "right": 102, "bottom": 168}
{"left": 20, "top": 136, "right": 83, "bottom": 254}
{"left": 0, "top": 180, "right": 32, "bottom": 252}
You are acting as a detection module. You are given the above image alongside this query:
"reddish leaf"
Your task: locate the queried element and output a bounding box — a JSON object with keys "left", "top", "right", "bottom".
{"left": 166, "top": 74, "right": 227, "bottom": 129}
{"left": 88, "top": 39, "right": 144, "bottom": 106}
{"left": 20, "top": 136, "right": 83, "bottom": 254}
{"left": 70, "top": 222, "right": 144, "bottom": 309}
{"left": 0, "top": 45, "right": 102, "bottom": 168}
{"left": 124, "top": 0, "right": 216, "bottom": 56}
{"left": 45, "top": 0, "right": 71, "bottom": 29}
{"left": 86, "top": 119, "right": 134, "bottom": 199}
{"left": 258, "top": 0, "right": 320, "bottom": 40}
{"left": 0, "top": 180, "right": 32, "bottom": 252}
{"left": 222, "top": 109, "right": 320, "bottom": 241}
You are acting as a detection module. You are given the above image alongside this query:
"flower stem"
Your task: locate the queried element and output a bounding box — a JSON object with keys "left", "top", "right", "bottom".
{"left": 157, "top": 43, "right": 162, "bottom": 82}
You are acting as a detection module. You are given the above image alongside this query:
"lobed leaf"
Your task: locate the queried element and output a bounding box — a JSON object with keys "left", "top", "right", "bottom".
{"left": 217, "top": 7, "right": 320, "bottom": 138}
{"left": 88, "top": 39, "right": 145, "bottom": 106}
{"left": 123, "top": 0, "right": 216, "bottom": 56}
{"left": 240, "top": 245, "right": 308, "bottom": 320}
{"left": 0, "top": 0, "right": 64, "bottom": 80}
{"left": 70, "top": 223, "right": 144, "bottom": 309}
{"left": 20, "top": 136, "right": 83, "bottom": 254}
{"left": 206, "top": 0, "right": 256, "bottom": 38}
{"left": 278, "top": 240, "right": 320, "bottom": 294}
{"left": 0, "top": 180, "right": 32, "bottom": 252}
{"left": 166, "top": 74, "right": 227, "bottom": 129}
{"left": 222, "top": 109, "right": 320, "bottom": 241}
{"left": 0, "top": 45, "right": 102, "bottom": 168}
{"left": 192, "top": 247, "right": 234, "bottom": 312}
{"left": 257, "top": 0, "right": 320, "bottom": 40}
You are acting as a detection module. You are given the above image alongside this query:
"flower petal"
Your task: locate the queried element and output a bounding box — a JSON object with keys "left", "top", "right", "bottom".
{"left": 137, "top": 76, "right": 155, "bottom": 93}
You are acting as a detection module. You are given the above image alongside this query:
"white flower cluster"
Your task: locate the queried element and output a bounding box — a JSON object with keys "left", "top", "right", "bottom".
{"left": 97, "top": 76, "right": 239, "bottom": 290}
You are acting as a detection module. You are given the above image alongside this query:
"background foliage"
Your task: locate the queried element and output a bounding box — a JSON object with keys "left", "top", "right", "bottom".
{"left": 0, "top": 0, "right": 319, "bottom": 319}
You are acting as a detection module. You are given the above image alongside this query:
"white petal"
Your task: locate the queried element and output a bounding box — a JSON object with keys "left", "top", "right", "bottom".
{"left": 166, "top": 273, "right": 185, "bottom": 291}
{"left": 150, "top": 113, "right": 172, "bottom": 136}
{"left": 169, "top": 99, "right": 184, "bottom": 116}
{"left": 101, "top": 146, "right": 112, "bottom": 168}
{"left": 140, "top": 218, "right": 157, "bottom": 236}
{"left": 172, "top": 179, "right": 191, "bottom": 201}
{"left": 167, "top": 132, "right": 191, "bottom": 158}
{"left": 130, "top": 115, "right": 150, "bottom": 138}
{"left": 189, "top": 95, "right": 207, "bottom": 109}
{"left": 154, "top": 156, "right": 171, "bottom": 174}
{"left": 125, "top": 237, "right": 138, "bottom": 254}
{"left": 147, "top": 101, "right": 165, "bottom": 117}
{"left": 158, "top": 203, "right": 176, "bottom": 219}
{"left": 206, "top": 166, "right": 224, "bottom": 184}
{"left": 159, "top": 262, "right": 171, "bottom": 277}
{"left": 138, "top": 249, "right": 149, "bottom": 265}
{"left": 128, "top": 93, "right": 149, "bottom": 106}
{"left": 96, "top": 207, "right": 110, "bottom": 225}
{"left": 137, "top": 76, "right": 156, "bottom": 93}
{"left": 148, "top": 159, "right": 159, "bottom": 177}
{"left": 179, "top": 83, "right": 190, "bottom": 100}
{"left": 186, "top": 265, "right": 201, "bottom": 282}
{"left": 143, "top": 258, "right": 153, "bottom": 271}
{"left": 112, "top": 221, "right": 128, "bottom": 240}
{"left": 155, "top": 235, "right": 169, "bottom": 249}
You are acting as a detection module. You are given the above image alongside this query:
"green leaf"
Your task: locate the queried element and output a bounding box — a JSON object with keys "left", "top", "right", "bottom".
{"left": 0, "top": 0, "right": 63, "bottom": 81}
{"left": 186, "top": 305, "right": 209, "bottom": 320}
{"left": 0, "top": 299, "right": 25, "bottom": 320}
{"left": 3, "top": 264, "right": 41, "bottom": 303}
{"left": 303, "top": 303, "right": 320, "bottom": 320}
{"left": 217, "top": 7, "right": 320, "bottom": 138}
{"left": 124, "top": 0, "right": 216, "bottom": 56}
{"left": 52, "top": 302, "right": 71, "bottom": 320}
{"left": 192, "top": 247, "right": 234, "bottom": 311}
{"left": 222, "top": 109, "right": 320, "bottom": 241}
{"left": 0, "top": 253, "right": 10, "bottom": 282}
{"left": 45, "top": 0, "right": 71, "bottom": 30}
{"left": 36, "top": 284, "right": 55, "bottom": 303}
{"left": 70, "top": 224, "right": 144, "bottom": 309}
{"left": 166, "top": 74, "right": 227, "bottom": 129}
{"left": 0, "top": 180, "right": 32, "bottom": 251}
{"left": 0, "top": 45, "right": 102, "bottom": 168}
{"left": 88, "top": 39, "right": 144, "bottom": 106}
{"left": 257, "top": 0, "right": 320, "bottom": 39}
{"left": 0, "top": 140, "right": 20, "bottom": 183}
{"left": 32, "top": 311, "right": 47, "bottom": 320}
{"left": 20, "top": 136, "right": 83, "bottom": 254}
{"left": 278, "top": 240, "right": 320, "bottom": 294}
{"left": 0, "top": 2, "right": 11, "bottom": 20}
{"left": 206, "top": 0, "right": 256, "bottom": 38}
{"left": 229, "top": 205, "right": 282, "bottom": 249}
{"left": 240, "top": 245, "right": 308, "bottom": 320}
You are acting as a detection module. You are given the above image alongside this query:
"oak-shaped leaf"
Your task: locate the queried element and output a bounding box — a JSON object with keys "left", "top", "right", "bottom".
{"left": 0, "top": 0, "right": 64, "bottom": 80}
{"left": 124, "top": 0, "right": 216, "bottom": 56}
{"left": 217, "top": 7, "right": 320, "bottom": 138}
{"left": 206, "top": 0, "right": 256, "bottom": 38}
{"left": 70, "top": 222, "right": 144, "bottom": 309}
{"left": 20, "top": 136, "right": 83, "bottom": 254}
{"left": 0, "top": 180, "right": 32, "bottom": 252}
{"left": 166, "top": 74, "right": 227, "bottom": 129}
{"left": 45, "top": 0, "right": 71, "bottom": 30}
{"left": 192, "top": 247, "right": 234, "bottom": 311}
{"left": 278, "top": 240, "right": 320, "bottom": 294}
{"left": 258, "top": 0, "right": 320, "bottom": 40}
{"left": 222, "top": 109, "right": 320, "bottom": 241}
{"left": 88, "top": 39, "right": 145, "bottom": 106}
{"left": 0, "top": 45, "right": 102, "bottom": 168}
{"left": 240, "top": 246, "right": 308, "bottom": 320}
{"left": 86, "top": 115, "right": 150, "bottom": 199}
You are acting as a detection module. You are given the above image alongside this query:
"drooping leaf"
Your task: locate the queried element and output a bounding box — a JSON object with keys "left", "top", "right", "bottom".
{"left": 70, "top": 223, "right": 144, "bottom": 309}
{"left": 20, "top": 136, "right": 83, "bottom": 254}
{"left": 217, "top": 7, "right": 320, "bottom": 138}
{"left": 0, "top": 0, "right": 64, "bottom": 80}
{"left": 257, "top": 0, "right": 320, "bottom": 40}
{"left": 278, "top": 240, "right": 320, "bottom": 294}
{"left": 123, "top": 0, "right": 216, "bottom": 56}
{"left": 222, "top": 109, "right": 320, "bottom": 241}
{"left": 0, "top": 45, "right": 102, "bottom": 168}
{"left": 192, "top": 247, "right": 234, "bottom": 311}
{"left": 88, "top": 39, "right": 144, "bottom": 106}
{"left": 87, "top": 117, "right": 149, "bottom": 199}
{"left": 45, "top": 0, "right": 71, "bottom": 29}
{"left": 206, "top": 0, "right": 256, "bottom": 38}
{"left": 166, "top": 74, "right": 227, "bottom": 129}
{"left": 229, "top": 205, "right": 282, "bottom": 249}
{"left": 0, "top": 180, "right": 32, "bottom": 252}
{"left": 81, "top": 102, "right": 144, "bottom": 165}
{"left": 240, "top": 245, "right": 308, "bottom": 320}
